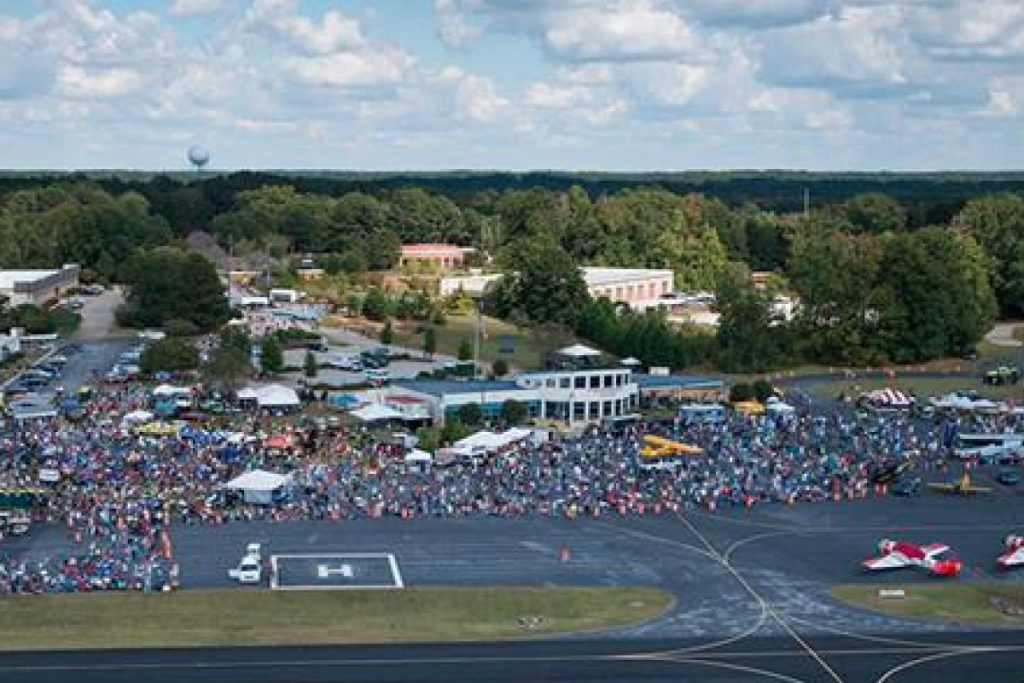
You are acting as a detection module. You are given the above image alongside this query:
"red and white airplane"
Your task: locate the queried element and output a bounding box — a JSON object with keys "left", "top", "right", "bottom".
{"left": 863, "top": 539, "right": 962, "bottom": 577}
{"left": 996, "top": 535, "right": 1024, "bottom": 569}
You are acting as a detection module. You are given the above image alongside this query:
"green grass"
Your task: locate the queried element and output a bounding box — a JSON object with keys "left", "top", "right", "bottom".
{"left": 831, "top": 583, "right": 1024, "bottom": 626}
{"left": 804, "top": 375, "right": 1022, "bottom": 401}
{"left": 392, "top": 315, "right": 579, "bottom": 371}
{"left": 0, "top": 587, "right": 671, "bottom": 651}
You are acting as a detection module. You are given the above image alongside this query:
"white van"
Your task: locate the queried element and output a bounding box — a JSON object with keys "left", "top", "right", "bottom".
{"left": 228, "top": 543, "right": 263, "bottom": 584}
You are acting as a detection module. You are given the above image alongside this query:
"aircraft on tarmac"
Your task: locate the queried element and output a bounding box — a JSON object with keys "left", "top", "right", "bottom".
{"left": 996, "top": 535, "right": 1024, "bottom": 569}
{"left": 863, "top": 539, "right": 962, "bottom": 576}
{"left": 927, "top": 471, "right": 993, "bottom": 496}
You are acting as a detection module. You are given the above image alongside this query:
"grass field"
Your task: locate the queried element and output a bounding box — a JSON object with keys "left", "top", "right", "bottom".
{"left": 391, "top": 315, "right": 579, "bottom": 371}
{"left": 831, "top": 583, "right": 1024, "bottom": 626}
{"left": 804, "top": 375, "right": 1022, "bottom": 401}
{"left": 0, "top": 587, "right": 671, "bottom": 651}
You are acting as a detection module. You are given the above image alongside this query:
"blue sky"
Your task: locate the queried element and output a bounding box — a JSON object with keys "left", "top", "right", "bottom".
{"left": 0, "top": 0, "right": 1023, "bottom": 171}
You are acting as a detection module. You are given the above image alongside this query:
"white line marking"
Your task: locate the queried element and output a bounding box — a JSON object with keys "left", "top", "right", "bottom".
{"left": 388, "top": 553, "right": 404, "bottom": 589}
{"left": 674, "top": 510, "right": 847, "bottom": 683}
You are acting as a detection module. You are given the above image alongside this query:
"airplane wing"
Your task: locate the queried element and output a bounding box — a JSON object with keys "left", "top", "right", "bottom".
{"left": 927, "top": 483, "right": 954, "bottom": 492}
{"left": 922, "top": 543, "right": 950, "bottom": 558}
{"left": 863, "top": 554, "right": 908, "bottom": 570}
{"left": 997, "top": 547, "right": 1024, "bottom": 568}
{"left": 964, "top": 485, "right": 993, "bottom": 494}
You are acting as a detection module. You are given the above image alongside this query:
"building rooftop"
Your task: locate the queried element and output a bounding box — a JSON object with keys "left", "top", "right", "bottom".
{"left": 582, "top": 267, "right": 674, "bottom": 287}
{"left": 0, "top": 270, "right": 66, "bottom": 291}
{"left": 401, "top": 244, "right": 475, "bottom": 253}
{"left": 634, "top": 374, "right": 725, "bottom": 389}
{"left": 394, "top": 379, "right": 522, "bottom": 397}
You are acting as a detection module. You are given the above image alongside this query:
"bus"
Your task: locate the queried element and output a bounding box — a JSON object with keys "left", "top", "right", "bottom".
{"left": 954, "top": 432, "right": 1024, "bottom": 461}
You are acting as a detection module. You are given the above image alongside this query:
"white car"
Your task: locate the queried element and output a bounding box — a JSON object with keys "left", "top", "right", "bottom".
{"left": 329, "top": 354, "right": 362, "bottom": 370}
{"left": 228, "top": 543, "right": 263, "bottom": 584}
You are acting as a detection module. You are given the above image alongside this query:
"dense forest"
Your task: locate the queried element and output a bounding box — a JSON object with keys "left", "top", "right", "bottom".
{"left": 1, "top": 172, "right": 1022, "bottom": 371}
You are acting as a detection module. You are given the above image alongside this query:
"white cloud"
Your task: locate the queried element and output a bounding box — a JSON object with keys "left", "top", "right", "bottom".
{"left": 58, "top": 66, "right": 142, "bottom": 98}
{"left": 455, "top": 73, "right": 508, "bottom": 122}
{"left": 542, "top": 1, "right": 702, "bottom": 61}
{"left": 170, "top": 0, "right": 229, "bottom": 17}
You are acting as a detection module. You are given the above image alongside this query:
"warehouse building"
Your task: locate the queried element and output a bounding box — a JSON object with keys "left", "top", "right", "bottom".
{"left": 0, "top": 265, "right": 80, "bottom": 306}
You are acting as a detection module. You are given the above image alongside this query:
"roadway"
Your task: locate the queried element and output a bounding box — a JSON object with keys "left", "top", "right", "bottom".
{"left": 0, "top": 631, "right": 1021, "bottom": 683}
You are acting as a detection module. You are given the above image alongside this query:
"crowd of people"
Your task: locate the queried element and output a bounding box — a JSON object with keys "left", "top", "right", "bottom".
{"left": 0, "top": 381, "right": 1012, "bottom": 594}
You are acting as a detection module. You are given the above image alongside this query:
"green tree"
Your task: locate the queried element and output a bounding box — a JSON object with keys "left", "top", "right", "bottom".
{"left": 379, "top": 319, "right": 394, "bottom": 345}
{"left": 715, "top": 265, "right": 785, "bottom": 373}
{"left": 260, "top": 336, "right": 284, "bottom": 374}
{"left": 457, "top": 402, "right": 483, "bottom": 426}
{"left": 120, "top": 247, "right": 229, "bottom": 332}
{"left": 500, "top": 399, "right": 527, "bottom": 425}
{"left": 304, "top": 350, "right": 318, "bottom": 378}
{"left": 961, "top": 193, "right": 1024, "bottom": 317}
{"left": 202, "top": 344, "right": 250, "bottom": 390}
{"left": 140, "top": 338, "right": 199, "bottom": 375}
{"left": 422, "top": 326, "right": 437, "bottom": 358}
{"left": 492, "top": 357, "right": 509, "bottom": 377}
{"left": 457, "top": 337, "right": 473, "bottom": 362}
{"left": 491, "top": 236, "right": 589, "bottom": 326}
{"left": 362, "top": 287, "right": 392, "bottom": 322}
{"left": 842, "top": 193, "right": 907, "bottom": 233}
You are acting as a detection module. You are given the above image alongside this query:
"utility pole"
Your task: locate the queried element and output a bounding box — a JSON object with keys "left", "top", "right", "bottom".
{"left": 473, "top": 297, "right": 482, "bottom": 380}
{"left": 803, "top": 188, "right": 810, "bottom": 219}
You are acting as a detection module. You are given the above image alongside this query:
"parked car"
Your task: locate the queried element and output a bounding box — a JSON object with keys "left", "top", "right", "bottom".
{"left": 997, "top": 468, "right": 1021, "bottom": 486}
{"left": 891, "top": 477, "right": 921, "bottom": 496}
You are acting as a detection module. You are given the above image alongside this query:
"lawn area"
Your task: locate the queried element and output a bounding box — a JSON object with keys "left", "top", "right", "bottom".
{"left": 803, "top": 374, "right": 1022, "bottom": 401}
{"left": 391, "top": 315, "right": 579, "bottom": 371}
{"left": 831, "top": 583, "right": 1024, "bottom": 626}
{"left": 0, "top": 586, "right": 671, "bottom": 651}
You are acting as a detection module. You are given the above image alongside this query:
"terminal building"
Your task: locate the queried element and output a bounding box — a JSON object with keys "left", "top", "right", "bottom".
{"left": 400, "top": 244, "right": 476, "bottom": 271}
{"left": 0, "top": 265, "right": 80, "bottom": 306}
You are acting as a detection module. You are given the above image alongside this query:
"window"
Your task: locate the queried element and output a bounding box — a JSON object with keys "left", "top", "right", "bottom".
{"left": 574, "top": 376, "right": 586, "bottom": 389}
{"left": 560, "top": 377, "right": 571, "bottom": 389}
{"left": 546, "top": 378, "right": 556, "bottom": 388}
{"left": 589, "top": 375, "right": 600, "bottom": 389}
{"left": 603, "top": 374, "right": 613, "bottom": 388}
{"left": 603, "top": 400, "right": 613, "bottom": 416}
{"left": 588, "top": 402, "right": 600, "bottom": 419}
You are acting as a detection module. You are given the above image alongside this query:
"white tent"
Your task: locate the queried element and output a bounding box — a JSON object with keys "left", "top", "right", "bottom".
{"left": 350, "top": 404, "right": 404, "bottom": 422}
{"left": 453, "top": 428, "right": 532, "bottom": 456}
{"left": 556, "top": 343, "right": 602, "bottom": 358}
{"left": 223, "top": 469, "right": 293, "bottom": 505}
{"left": 766, "top": 397, "right": 796, "bottom": 413}
{"left": 123, "top": 409, "right": 154, "bottom": 424}
{"left": 238, "top": 384, "right": 300, "bottom": 409}
{"left": 153, "top": 384, "right": 192, "bottom": 397}
{"left": 404, "top": 449, "right": 433, "bottom": 463}
{"left": 620, "top": 357, "right": 642, "bottom": 367}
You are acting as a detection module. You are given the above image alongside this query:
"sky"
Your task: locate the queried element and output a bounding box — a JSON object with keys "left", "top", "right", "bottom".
{"left": 1, "top": 0, "right": 1023, "bottom": 171}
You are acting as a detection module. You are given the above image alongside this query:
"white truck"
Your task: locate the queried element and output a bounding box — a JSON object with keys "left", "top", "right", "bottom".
{"left": 228, "top": 543, "right": 263, "bottom": 585}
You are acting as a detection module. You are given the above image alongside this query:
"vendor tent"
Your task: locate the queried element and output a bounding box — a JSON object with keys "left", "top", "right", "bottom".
{"left": 556, "top": 344, "right": 602, "bottom": 358}
{"left": 350, "top": 404, "right": 404, "bottom": 422}
{"left": 122, "top": 409, "right": 154, "bottom": 424}
{"left": 238, "top": 384, "right": 300, "bottom": 410}
{"left": 153, "top": 384, "right": 192, "bottom": 397}
{"left": 404, "top": 449, "right": 433, "bottom": 463}
{"left": 766, "top": 397, "right": 796, "bottom": 413}
{"left": 223, "top": 469, "right": 293, "bottom": 505}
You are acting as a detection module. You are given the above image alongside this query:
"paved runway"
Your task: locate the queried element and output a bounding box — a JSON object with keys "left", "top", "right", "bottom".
{"left": 1, "top": 630, "right": 1022, "bottom": 683}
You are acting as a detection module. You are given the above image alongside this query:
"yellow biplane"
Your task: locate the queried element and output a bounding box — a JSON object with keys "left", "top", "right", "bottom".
{"left": 641, "top": 435, "right": 703, "bottom": 460}
{"left": 927, "top": 471, "right": 992, "bottom": 496}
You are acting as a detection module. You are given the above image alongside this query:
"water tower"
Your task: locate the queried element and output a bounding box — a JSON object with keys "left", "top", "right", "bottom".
{"left": 187, "top": 146, "right": 210, "bottom": 174}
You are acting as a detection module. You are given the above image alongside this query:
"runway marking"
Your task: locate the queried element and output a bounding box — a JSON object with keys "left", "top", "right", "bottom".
{"left": 875, "top": 647, "right": 992, "bottom": 683}
{"left": 659, "top": 657, "right": 812, "bottom": 683}
{"left": 724, "top": 530, "right": 795, "bottom": 563}
{"left": 674, "top": 510, "right": 847, "bottom": 683}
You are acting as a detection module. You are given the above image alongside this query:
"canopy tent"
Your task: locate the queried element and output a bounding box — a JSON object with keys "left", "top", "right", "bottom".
{"left": 152, "top": 384, "right": 193, "bottom": 397}
{"left": 122, "top": 409, "right": 154, "bottom": 425}
{"left": 555, "top": 343, "right": 602, "bottom": 358}
{"left": 404, "top": 449, "right": 433, "bottom": 464}
{"left": 263, "top": 433, "right": 294, "bottom": 450}
{"left": 223, "top": 469, "right": 293, "bottom": 505}
{"left": 765, "top": 397, "right": 796, "bottom": 413}
{"left": 930, "top": 392, "right": 1006, "bottom": 413}
{"left": 330, "top": 394, "right": 361, "bottom": 409}
{"left": 620, "top": 357, "right": 643, "bottom": 367}
{"left": 861, "top": 388, "right": 914, "bottom": 409}
{"left": 451, "top": 428, "right": 533, "bottom": 457}
{"left": 134, "top": 421, "right": 184, "bottom": 437}
{"left": 238, "top": 384, "right": 300, "bottom": 409}
{"left": 732, "top": 400, "right": 765, "bottom": 415}
{"left": 350, "top": 404, "right": 404, "bottom": 422}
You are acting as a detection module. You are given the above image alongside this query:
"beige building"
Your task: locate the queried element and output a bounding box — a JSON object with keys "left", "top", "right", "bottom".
{"left": 400, "top": 244, "right": 475, "bottom": 270}
{"left": 0, "top": 265, "right": 80, "bottom": 306}
{"left": 439, "top": 267, "right": 674, "bottom": 311}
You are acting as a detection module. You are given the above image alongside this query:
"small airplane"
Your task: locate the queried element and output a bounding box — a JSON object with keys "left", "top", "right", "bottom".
{"left": 996, "top": 535, "right": 1024, "bottom": 569}
{"left": 927, "top": 471, "right": 992, "bottom": 496}
{"left": 869, "top": 459, "right": 911, "bottom": 485}
{"left": 863, "top": 539, "right": 962, "bottom": 576}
